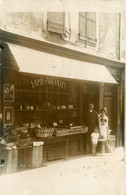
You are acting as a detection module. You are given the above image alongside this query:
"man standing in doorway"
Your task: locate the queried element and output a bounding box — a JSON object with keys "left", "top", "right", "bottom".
{"left": 85, "top": 103, "right": 99, "bottom": 153}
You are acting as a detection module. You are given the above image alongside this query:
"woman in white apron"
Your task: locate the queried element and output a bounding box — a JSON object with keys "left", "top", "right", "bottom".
{"left": 99, "top": 108, "right": 111, "bottom": 154}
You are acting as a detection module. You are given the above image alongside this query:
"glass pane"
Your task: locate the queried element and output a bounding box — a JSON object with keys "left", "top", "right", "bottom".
{"left": 15, "top": 74, "right": 79, "bottom": 127}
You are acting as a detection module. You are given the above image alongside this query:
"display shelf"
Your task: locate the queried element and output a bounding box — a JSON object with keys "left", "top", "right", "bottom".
{"left": 32, "top": 117, "right": 45, "bottom": 119}
{"left": 15, "top": 89, "right": 47, "bottom": 93}
{"left": 57, "top": 108, "right": 77, "bottom": 111}
{"left": 15, "top": 75, "right": 79, "bottom": 128}
{"left": 15, "top": 108, "right": 77, "bottom": 112}
{"left": 15, "top": 89, "right": 79, "bottom": 95}
{"left": 15, "top": 109, "right": 56, "bottom": 112}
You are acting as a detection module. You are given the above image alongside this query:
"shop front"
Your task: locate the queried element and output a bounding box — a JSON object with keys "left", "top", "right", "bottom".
{"left": 0, "top": 33, "right": 122, "bottom": 172}
{"left": 14, "top": 72, "right": 100, "bottom": 162}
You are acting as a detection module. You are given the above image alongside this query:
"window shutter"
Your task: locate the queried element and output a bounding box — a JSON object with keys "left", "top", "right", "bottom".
{"left": 47, "top": 12, "right": 65, "bottom": 34}
{"left": 86, "top": 13, "right": 96, "bottom": 46}
{"left": 79, "top": 12, "right": 97, "bottom": 47}
{"left": 47, "top": 12, "right": 71, "bottom": 41}
{"left": 79, "top": 12, "right": 86, "bottom": 42}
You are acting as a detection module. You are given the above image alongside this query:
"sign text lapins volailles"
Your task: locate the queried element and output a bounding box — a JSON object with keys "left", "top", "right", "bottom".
{"left": 31, "top": 78, "right": 66, "bottom": 89}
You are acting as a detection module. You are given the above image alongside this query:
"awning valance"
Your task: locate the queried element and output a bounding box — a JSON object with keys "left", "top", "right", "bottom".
{"left": 7, "top": 43, "right": 117, "bottom": 84}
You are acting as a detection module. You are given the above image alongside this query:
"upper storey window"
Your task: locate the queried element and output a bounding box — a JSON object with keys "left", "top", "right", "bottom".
{"left": 79, "top": 12, "right": 97, "bottom": 47}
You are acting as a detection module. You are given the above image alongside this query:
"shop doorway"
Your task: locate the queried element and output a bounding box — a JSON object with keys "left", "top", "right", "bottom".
{"left": 104, "top": 84, "right": 118, "bottom": 136}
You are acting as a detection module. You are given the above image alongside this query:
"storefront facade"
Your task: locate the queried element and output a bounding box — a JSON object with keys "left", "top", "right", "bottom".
{"left": 0, "top": 30, "right": 124, "bottom": 164}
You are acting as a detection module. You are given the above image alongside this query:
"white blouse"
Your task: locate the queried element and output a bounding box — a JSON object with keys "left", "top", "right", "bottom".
{"left": 99, "top": 114, "right": 109, "bottom": 140}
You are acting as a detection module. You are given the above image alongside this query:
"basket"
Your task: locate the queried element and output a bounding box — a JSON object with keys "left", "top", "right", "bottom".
{"left": 36, "top": 128, "right": 54, "bottom": 137}
{"left": 15, "top": 126, "right": 27, "bottom": 131}
{"left": 16, "top": 138, "right": 31, "bottom": 148}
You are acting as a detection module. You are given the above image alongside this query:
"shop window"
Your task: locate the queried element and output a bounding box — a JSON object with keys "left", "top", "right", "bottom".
{"left": 47, "top": 12, "right": 71, "bottom": 40}
{"left": 15, "top": 75, "right": 79, "bottom": 127}
{"left": 79, "top": 12, "right": 97, "bottom": 47}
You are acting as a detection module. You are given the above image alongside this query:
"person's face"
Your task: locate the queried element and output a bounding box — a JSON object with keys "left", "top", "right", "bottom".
{"left": 101, "top": 119, "right": 106, "bottom": 125}
{"left": 101, "top": 111, "right": 105, "bottom": 116}
{"left": 94, "top": 128, "right": 98, "bottom": 133}
{"left": 89, "top": 104, "right": 94, "bottom": 110}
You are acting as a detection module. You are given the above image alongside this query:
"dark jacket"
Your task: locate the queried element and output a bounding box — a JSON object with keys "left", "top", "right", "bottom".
{"left": 85, "top": 110, "right": 99, "bottom": 133}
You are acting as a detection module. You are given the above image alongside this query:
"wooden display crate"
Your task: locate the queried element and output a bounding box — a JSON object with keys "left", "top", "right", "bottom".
{"left": 69, "top": 126, "right": 82, "bottom": 135}
{"left": 108, "top": 135, "right": 116, "bottom": 149}
{"left": 81, "top": 126, "right": 88, "bottom": 133}
{"left": 0, "top": 148, "right": 18, "bottom": 174}
{"left": 32, "top": 145, "right": 43, "bottom": 168}
{"left": 56, "top": 129, "right": 69, "bottom": 136}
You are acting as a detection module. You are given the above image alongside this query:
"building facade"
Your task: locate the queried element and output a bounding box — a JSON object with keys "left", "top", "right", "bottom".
{"left": 0, "top": 11, "right": 125, "bottom": 163}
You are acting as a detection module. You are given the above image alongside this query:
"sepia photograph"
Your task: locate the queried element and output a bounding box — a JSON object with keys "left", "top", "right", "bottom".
{"left": 0, "top": 0, "right": 126, "bottom": 195}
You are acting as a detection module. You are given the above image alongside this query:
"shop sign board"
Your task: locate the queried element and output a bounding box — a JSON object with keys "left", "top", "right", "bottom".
{"left": 31, "top": 78, "right": 66, "bottom": 90}
{"left": 4, "top": 107, "right": 13, "bottom": 126}
{"left": 3, "top": 84, "right": 14, "bottom": 102}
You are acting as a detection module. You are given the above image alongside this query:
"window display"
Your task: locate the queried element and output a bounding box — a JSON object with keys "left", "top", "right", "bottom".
{"left": 15, "top": 74, "right": 80, "bottom": 132}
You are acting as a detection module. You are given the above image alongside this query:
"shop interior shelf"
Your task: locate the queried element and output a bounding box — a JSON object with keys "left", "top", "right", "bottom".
{"left": 15, "top": 108, "right": 77, "bottom": 112}
{"left": 15, "top": 109, "right": 56, "bottom": 112}
{"left": 57, "top": 108, "right": 77, "bottom": 111}
{"left": 15, "top": 89, "right": 79, "bottom": 95}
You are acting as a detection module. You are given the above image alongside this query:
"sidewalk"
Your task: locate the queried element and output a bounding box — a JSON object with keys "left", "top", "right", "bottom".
{"left": 0, "top": 148, "right": 126, "bottom": 195}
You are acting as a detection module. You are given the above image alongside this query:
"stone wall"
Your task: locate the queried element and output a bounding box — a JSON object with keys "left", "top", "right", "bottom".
{"left": 4, "top": 12, "right": 42, "bottom": 36}
{"left": 99, "top": 13, "right": 120, "bottom": 60}
{"left": 1, "top": 12, "right": 124, "bottom": 61}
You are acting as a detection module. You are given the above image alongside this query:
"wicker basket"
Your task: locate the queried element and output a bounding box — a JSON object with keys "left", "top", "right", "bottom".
{"left": 36, "top": 128, "right": 54, "bottom": 137}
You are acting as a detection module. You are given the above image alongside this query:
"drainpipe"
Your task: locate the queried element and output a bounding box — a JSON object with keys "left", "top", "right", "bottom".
{"left": 124, "top": 54, "right": 126, "bottom": 161}
{"left": 119, "top": 13, "right": 121, "bottom": 60}
{"left": 0, "top": 42, "right": 4, "bottom": 137}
